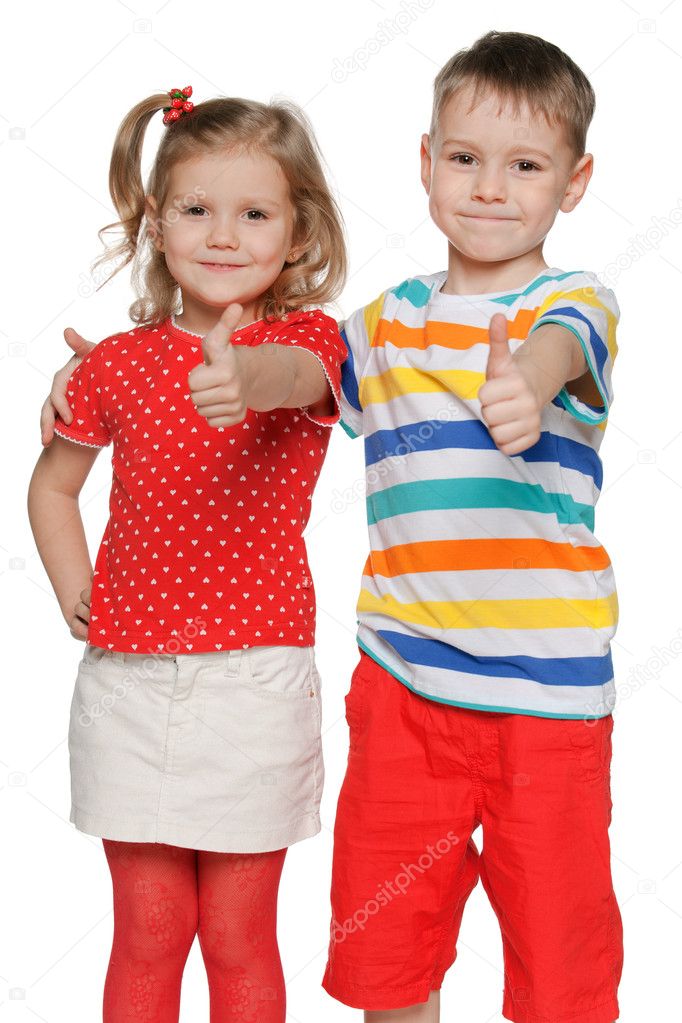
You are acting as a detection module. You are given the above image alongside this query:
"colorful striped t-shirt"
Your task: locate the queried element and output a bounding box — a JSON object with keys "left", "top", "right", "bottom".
{"left": 339, "top": 267, "right": 619, "bottom": 719}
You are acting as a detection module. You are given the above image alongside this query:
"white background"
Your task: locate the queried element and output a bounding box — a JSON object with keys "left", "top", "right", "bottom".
{"left": 3, "top": 0, "right": 682, "bottom": 1019}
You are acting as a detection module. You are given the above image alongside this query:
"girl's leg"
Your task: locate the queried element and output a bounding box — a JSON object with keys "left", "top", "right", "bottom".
{"left": 102, "top": 839, "right": 199, "bottom": 1023}
{"left": 196, "top": 847, "right": 287, "bottom": 1023}
{"left": 365, "top": 990, "right": 440, "bottom": 1022}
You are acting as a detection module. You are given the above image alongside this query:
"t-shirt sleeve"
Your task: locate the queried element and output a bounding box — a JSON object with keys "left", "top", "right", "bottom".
{"left": 52, "top": 341, "right": 112, "bottom": 448}
{"left": 528, "top": 271, "right": 619, "bottom": 424}
{"left": 268, "top": 309, "right": 347, "bottom": 428}
{"left": 337, "top": 290, "right": 385, "bottom": 439}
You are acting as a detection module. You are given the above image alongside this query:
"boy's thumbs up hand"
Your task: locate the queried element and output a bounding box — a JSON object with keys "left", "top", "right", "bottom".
{"left": 478, "top": 313, "right": 542, "bottom": 456}
{"left": 485, "top": 313, "right": 515, "bottom": 380}
{"left": 188, "top": 303, "right": 249, "bottom": 428}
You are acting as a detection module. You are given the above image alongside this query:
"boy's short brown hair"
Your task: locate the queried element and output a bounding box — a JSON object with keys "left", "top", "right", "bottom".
{"left": 430, "top": 30, "right": 595, "bottom": 159}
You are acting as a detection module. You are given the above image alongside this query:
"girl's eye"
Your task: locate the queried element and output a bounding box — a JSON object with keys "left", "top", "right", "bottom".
{"left": 245, "top": 209, "right": 266, "bottom": 221}
{"left": 185, "top": 206, "right": 206, "bottom": 216}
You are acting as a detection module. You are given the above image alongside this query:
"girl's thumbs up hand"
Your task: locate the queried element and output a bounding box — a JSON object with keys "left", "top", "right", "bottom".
{"left": 200, "top": 302, "right": 243, "bottom": 367}
{"left": 188, "top": 304, "right": 249, "bottom": 428}
{"left": 478, "top": 313, "right": 542, "bottom": 456}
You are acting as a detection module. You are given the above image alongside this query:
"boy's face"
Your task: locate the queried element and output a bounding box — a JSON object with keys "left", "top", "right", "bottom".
{"left": 421, "top": 84, "right": 592, "bottom": 267}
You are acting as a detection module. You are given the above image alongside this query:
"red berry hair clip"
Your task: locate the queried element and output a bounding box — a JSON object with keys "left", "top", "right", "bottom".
{"left": 162, "top": 86, "right": 194, "bottom": 125}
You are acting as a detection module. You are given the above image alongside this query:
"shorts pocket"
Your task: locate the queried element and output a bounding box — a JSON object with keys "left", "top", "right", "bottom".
{"left": 243, "top": 645, "right": 318, "bottom": 699}
{"left": 344, "top": 652, "right": 375, "bottom": 735}
{"left": 80, "top": 642, "right": 114, "bottom": 668}
{"left": 566, "top": 714, "right": 612, "bottom": 784}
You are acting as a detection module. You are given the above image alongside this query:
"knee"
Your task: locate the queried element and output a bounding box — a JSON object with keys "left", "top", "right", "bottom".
{"left": 114, "top": 891, "right": 198, "bottom": 961}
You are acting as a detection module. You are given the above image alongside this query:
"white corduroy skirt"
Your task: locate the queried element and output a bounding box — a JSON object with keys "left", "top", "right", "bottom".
{"left": 67, "top": 643, "right": 324, "bottom": 853}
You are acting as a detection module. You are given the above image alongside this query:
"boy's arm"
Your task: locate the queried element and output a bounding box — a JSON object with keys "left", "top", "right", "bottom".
{"left": 27, "top": 436, "right": 101, "bottom": 636}
{"left": 40, "top": 328, "right": 98, "bottom": 446}
{"left": 511, "top": 322, "right": 597, "bottom": 408}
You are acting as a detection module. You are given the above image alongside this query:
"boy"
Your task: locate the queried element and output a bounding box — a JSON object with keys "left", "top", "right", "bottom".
{"left": 322, "top": 29, "right": 622, "bottom": 1023}
{"left": 39, "top": 29, "right": 621, "bottom": 1023}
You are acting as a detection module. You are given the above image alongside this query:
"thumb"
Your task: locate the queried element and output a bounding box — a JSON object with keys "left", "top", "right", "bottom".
{"left": 64, "top": 327, "right": 96, "bottom": 359}
{"left": 201, "top": 303, "right": 243, "bottom": 367}
{"left": 486, "top": 313, "right": 513, "bottom": 380}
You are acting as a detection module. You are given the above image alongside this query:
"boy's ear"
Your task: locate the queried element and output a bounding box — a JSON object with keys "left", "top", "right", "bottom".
{"left": 420, "top": 133, "right": 432, "bottom": 195}
{"left": 145, "top": 195, "right": 165, "bottom": 252}
{"left": 560, "top": 153, "right": 593, "bottom": 214}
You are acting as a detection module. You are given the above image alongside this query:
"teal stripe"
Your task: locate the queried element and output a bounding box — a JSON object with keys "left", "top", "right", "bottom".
{"left": 389, "top": 278, "right": 433, "bottom": 308}
{"left": 366, "top": 477, "right": 594, "bottom": 529}
{"left": 356, "top": 637, "right": 611, "bottom": 720}
{"left": 491, "top": 270, "right": 579, "bottom": 308}
{"left": 339, "top": 417, "right": 360, "bottom": 439}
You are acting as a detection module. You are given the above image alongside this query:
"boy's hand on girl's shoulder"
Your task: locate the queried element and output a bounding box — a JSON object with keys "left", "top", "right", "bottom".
{"left": 478, "top": 313, "right": 542, "bottom": 457}
{"left": 40, "top": 328, "right": 96, "bottom": 447}
{"left": 187, "top": 303, "right": 249, "bottom": 429}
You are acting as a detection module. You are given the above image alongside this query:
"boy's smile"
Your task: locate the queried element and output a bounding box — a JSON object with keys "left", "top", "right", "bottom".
{"left": 420, "top": 84, "right": 593, "bottom": 294}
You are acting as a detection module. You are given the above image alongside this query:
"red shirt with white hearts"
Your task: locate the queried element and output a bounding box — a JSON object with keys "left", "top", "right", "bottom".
{"left": 53, "top": 309, "right": 346, "bottom": 654}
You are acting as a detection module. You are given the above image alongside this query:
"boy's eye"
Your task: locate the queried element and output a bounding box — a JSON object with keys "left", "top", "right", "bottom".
{"left": 244, "top": 209, "right": 266, "bottom": 221}
{"left": 450, "top": 153, "right": 476, "bottom": 166}
{"left": 515, "top": 161, "right": 540, "bottom": 173}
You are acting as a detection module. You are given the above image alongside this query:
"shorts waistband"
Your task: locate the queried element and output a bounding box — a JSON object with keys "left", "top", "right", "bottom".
{"left": 90, "top": 645, "right": 244, "bottom": 675}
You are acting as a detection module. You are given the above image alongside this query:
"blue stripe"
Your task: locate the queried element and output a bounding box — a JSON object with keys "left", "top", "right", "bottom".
{"left": 357, "top": 639, "right": 613, "bottom": 719}
{"left": 377, "top": 629, "right": 614, "bottom": 687}
{"left": 339, "top": 326, "right": 361, "bottom": 413}
{"left": 537, "top": 305, "right": 609, "bottom": 392}
{"left": 364, "top": 419, "right": 602, "bottom": 487}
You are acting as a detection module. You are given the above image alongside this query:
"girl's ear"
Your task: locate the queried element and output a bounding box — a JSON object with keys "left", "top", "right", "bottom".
{"left": 145, "top": 195, "right": 165, "bottom": 252}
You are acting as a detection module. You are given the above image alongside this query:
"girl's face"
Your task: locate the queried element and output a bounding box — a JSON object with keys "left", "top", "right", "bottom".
{"left": 147, "top": 148, "right": 300, "bottom": 331}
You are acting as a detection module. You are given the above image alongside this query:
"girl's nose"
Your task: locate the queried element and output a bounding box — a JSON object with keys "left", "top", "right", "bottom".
{"left": 206, "top": 217, "right": 239, "bottom": 248}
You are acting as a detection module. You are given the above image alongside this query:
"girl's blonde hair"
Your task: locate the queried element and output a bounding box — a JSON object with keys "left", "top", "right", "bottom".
{"left": 93, "top": 93, "right": 347, "bottom": 325}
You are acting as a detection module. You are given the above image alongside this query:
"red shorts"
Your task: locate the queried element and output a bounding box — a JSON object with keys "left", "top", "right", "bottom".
{"left": 322, "top": 650, "right": 623, "bottom": 1022}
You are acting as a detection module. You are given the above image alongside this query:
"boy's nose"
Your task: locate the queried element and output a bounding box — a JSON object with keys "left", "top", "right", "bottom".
{"left": 471, "top": 170, "right": 507, "bottom": 203}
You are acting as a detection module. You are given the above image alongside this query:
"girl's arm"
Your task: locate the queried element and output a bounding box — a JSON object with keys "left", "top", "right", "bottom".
{"left": 27, "top": 435, "right": 101, "bottom": 637}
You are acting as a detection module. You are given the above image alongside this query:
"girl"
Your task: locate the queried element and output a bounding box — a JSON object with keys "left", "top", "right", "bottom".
{"left": 27, "top": 85, "right": 347, "bottom": 1023}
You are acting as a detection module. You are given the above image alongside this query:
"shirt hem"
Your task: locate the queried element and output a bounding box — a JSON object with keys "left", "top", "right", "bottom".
{"left": 70, "top": 805, "right": 321, "bottom": 853}
{"left": 53, "top": 423, "right": 109, "bottom": 448}
{"left": 86, "top": 624, "right": 316, "bottom": 654}
{"left": 356, "top": 636, "right": 615, "bottom": 720}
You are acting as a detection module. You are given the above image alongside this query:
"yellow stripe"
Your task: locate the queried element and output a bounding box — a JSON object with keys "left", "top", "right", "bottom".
{"left": 363, "top": 293, "right": 386, "bottom": 347}
{"left": 360, "top": 367, "right": 483, "bottom": 406}
{"left": 358, "top": 588, "right": 619, "bottom": 631}
{"left": 536, "top": 286, "right": 619, "bottom": 363}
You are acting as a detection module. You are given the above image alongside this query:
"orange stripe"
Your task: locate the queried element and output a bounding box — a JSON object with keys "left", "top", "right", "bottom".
{"left": 372, "top": 308, "right": 539, "bottom": 350}
{"left": 365, "top": 538, "right": 611, "bottom": 577}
